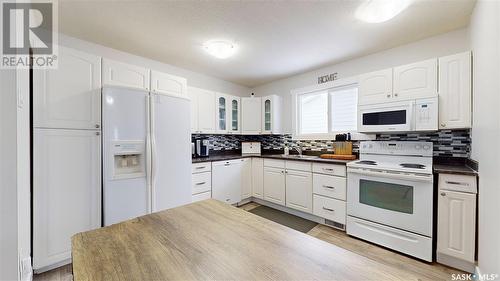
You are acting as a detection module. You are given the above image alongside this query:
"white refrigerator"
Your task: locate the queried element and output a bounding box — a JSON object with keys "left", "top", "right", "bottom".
{"left": 103, "top": 86, "right": 191, "bottom": 225}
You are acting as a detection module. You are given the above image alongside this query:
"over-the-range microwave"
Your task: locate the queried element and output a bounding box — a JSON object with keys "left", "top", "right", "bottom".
{"left": 358, "top": 97, "right": 438, "bottom": 133}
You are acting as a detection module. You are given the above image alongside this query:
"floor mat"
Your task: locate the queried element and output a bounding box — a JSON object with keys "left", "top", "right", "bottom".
{"left": 248, "top": 205, "right": 318, "bottom": 233}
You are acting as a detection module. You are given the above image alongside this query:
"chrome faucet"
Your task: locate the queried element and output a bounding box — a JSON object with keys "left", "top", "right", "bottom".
{"left": 293, "top": 145, "right": 303, "bottom": 156}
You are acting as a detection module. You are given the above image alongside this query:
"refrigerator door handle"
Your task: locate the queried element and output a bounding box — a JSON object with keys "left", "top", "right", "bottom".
{"left": 150, "top": 94, "right": 157, "bottom": 212}
{"left": 145, "top": 94, "right": 152, "bottom": 213}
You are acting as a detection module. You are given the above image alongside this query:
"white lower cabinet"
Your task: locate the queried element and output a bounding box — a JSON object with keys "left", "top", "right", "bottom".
{"left": 285, "top": 169, "right": 312, "bottom": 213}
{"left": 312, "top": 163, "right": 347, "bottom": 227}
{"left": 191, "top": 163, "right": 212, "bottom": 202}
{"left": 240, "top": 158, "right": 252, "bottom": 199}
{"left": 251, "top": 158, "right": 264, "bottom": 199}
{"left": 192, "top": 191, "right": 211, "bottom": 202}
{"left": 212, "top": 160, "right": 242, "bottom": 204}
{"left": 33, "top": 129, "right": 101, "bottom": 271}
{"left": 313, "top": 195, "right": 346, "bottom": 224}
{"left": 263, "top": 167, "right": 286, "bottom": 206}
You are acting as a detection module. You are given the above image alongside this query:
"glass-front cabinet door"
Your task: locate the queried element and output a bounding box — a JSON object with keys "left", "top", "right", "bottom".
{"left": 229, "top": 97, "right": 240, "bottom": 134}
{"left": 264, "top": 99, "right": 271, "bottom": 131}
{"left": 216, "top": 93, "right": 228, "bottom": 133}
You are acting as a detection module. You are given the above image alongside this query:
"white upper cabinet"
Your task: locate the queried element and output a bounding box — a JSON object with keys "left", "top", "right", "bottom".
{"left": 358, "top": 68, "right": 393, "bottom": 105}
{"left": 189, "top": 87, "right": 216, "bottom": 134}
{"left": 215, "top": 93, "right": 229, "bottom": 134}
{"left": 102, "top": 59, "right": 150, "bottom": 90}
{"left": 151, "top": 71, "right": 187, "bottom": 96}
{"left": 261, "top": 95, "right": 283, "bottom": 134}
{"left": 438, "top": 52, "right": 472, "bottom": 129}
{"left": 393, "top": 59, "right": 438, "bottom": 101}
{"left": 242, "top": 97, "right": 262, "bottom": 134}
{"left": 33, "top": 46, "right": 101, "bottom": 129}
{"left": 228, "top": 96, "right": 241, "bottom": 134}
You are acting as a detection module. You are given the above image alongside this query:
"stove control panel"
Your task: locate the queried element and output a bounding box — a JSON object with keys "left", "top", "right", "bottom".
{"left": 360, "top": 141, "right": 433, "bottom": 156}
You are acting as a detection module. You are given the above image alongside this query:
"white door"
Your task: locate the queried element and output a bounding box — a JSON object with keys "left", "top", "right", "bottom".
{"left": 212, "top": 160, "right": 242, "bottom": 204}
{"left": 393, "top": 59, "right": 437, "bottom": 101}
{"left": 437, "top": 190, "right": 476, "bottom": 262}
{"left": 215, "top": 93, "right": 229, "bottom": 133}
{"left": 358, "top": 68, "right": 393, "bottom": 105}
{"left": 195, "top": 88, "right": 216, "bottom": 133}
{"left": 285, "top": 170, "right": 313, "bottom": 213}
{"left": 241, "top": 158, "right": 252, "bottom": 199}
{"left": 150, "top": 94, "right": 192, "bottom": 212}
{"left": 33, "top": 46, "right": 101, "bottom": 129}
{"left": 262, "top": 96, "right": 273, "bottom": 134}
{"left": 438, "top": 52, "right": 472, "bottom": 129}
{"left": 263, "top": 167, "right": 286, "bottom": 206}
{"left": 102, "top": 59, "right": 150, "bottom": 90}
{"left": 228, "top": 96, "right": 241, "bottom": 134}
{"left": 187, "top": 87, "right": 199, "bottom": 133}
{"left": 242, "top": 97, "right": 262, "bottom": 134}
{"left": 33, "top": 129, "right": 101, "bottom": 270}
{"left": 252, "top": 158, "right": 264, "bottom": 199}
{"left": 151, "top": 71, "right": 186, "bottom": 96}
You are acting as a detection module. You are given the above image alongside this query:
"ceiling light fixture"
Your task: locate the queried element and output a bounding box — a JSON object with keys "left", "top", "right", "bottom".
{"left": 355, "top": 0, "right": 413, "bottom": 23}
{"left": 203, "top": 40, "right": 237, "bottom": 59}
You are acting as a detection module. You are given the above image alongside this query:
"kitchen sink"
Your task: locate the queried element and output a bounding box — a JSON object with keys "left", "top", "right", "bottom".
{"left": 275, "top": 154, "right": 319, "bottom": 159}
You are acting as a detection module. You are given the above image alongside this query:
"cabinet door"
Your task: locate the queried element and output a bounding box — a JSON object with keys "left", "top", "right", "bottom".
{"left": 285, "top": 170, "right": 313, "bottom": 213}
{"left": 195, "top": 88, "right": 216, "bottom": 133}
{"left": 102, "top": 59, "right": 150, "bottom": 90}
{"left": 187, "top": 87, "right": 199, "bottom": 133}
{"left": 263, "top": 167, "right": 286, "bottom": 206}
{"left": 262, "top": 97, "right": 272, "bottom": 134}
{"left": 438, "top": 52, "right": 472, "bottom": 129}
{"left": 229, "top": 96, "right": 241, "bottom": 134}
{"left": 437, "top": 190, "right": 476, "bottom": 262}
{"left": 241, "top": 158, "right": 252, "bottom": 199}
{"left": 393, "top": 59, "right": 437, "bottom": 100}
{"left": 358, "top": 68, "right": 393, "bottom": 105}
{"left": 33, "top": 129, "right": 101, "bottom": 270}
{"left": 151, "top": 71, "right": 187, "bottom": 96}
{"left": 242, "top": 97, "right": 262, "bottom": 134}
{"left": 215, "top": 93, "right": 229, "bottom": 133}
{"left": 252, "top": 158, "right": 264, "bottom": 199}
{"left": 33, "top": 46, "right": 101, "bottom": 129}
{"left": 212, "top": 161, "right": 241, "bottom": 204}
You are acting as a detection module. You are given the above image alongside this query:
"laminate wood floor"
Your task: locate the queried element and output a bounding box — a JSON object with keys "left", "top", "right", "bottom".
{"left": 34, "top": 201, "right": 462, "bottom": 281}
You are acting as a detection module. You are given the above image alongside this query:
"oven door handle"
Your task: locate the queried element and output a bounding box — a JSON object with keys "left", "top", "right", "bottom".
{"left": 347, "top": 167, "right": 433, "bottom": 182}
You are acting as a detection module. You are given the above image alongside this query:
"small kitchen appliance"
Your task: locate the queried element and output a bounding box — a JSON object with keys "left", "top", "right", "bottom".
{"left": 346, "top": 141, "right": 434, "bottom": 261}
{"left": 241, "top": 142, "right": 261, "bottom": 155}
{"left": 195, "top": 137, "right": 210, "bottom": 157}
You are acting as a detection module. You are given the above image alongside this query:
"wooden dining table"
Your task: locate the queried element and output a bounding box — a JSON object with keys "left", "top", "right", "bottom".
{"left": 72, "top": 199, "right": 420, "bottom": 280}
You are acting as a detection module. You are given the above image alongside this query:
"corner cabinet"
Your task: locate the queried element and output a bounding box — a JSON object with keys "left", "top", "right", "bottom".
{"left": 240, "top": 158, "right": 252, "bottom": 199}
{"left": 242, "top": 97, "right": 262, "bottom": 134}
{"left": 102, "top": 59, "right": 150, "bottom": 90}
{"left": 33, "top": 46, "right": 101, "bottom": 130}
{"left": 228, "top": 96, "right": 241, "bottom": 134}
{"left": 189, "top": 87, "right": 216, "bottom": 134}
{"left": 151, "top": 71, "right": 187, "bottom": 96}
{"left": 358, "top": 68, "right": 393, "bottom": 105}
{"left": 438, "top": 52, "right": 472, "bottom": 129}
{"left": 251, "top": 158, "right": 264, "bottom": 199}
{"left": 215, "top": 93, "right": 229, "bottom": 134}
{"left": 261, "top": 95, "right": 283, "bottom": 134}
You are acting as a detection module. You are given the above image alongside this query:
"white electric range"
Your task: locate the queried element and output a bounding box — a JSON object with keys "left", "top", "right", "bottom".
{"left": 346, "top": 141, "right": 434, "bottom": 261}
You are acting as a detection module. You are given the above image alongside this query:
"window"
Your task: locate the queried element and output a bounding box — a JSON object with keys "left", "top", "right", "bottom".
{"left": 294, "top": 83, "right": 358, "bottom": 138}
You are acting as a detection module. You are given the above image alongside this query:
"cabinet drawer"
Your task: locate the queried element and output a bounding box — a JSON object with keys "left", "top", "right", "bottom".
{"left": 439, "top": 174, "right": 477, "bottom": 193}
{"left": 192, "top": 191, "right": 211, "bottom": 203}
{"left": 192, "top": 172, "right": 211, "bottom": 195}
{"left": 285, "top": 160, "right": 312, "bottom": 172}
{"left": 264, "top": 159, "right": 285, "bottom": 168}
{"left": 192, "top": 162, "right": 211, "bottom": 174}
{"left": 313, "top": 174, "right": 346, "bottom": 200}
{"left": 312, "top": 163, "right": 346, "bottom": 177}
{"left": 313, "top": 195, "right": 346, "bottom": 224}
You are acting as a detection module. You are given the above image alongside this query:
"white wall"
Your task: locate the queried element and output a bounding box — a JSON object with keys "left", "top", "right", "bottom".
{"left": 251, "top": 28, "right": 470, "bottom": 133}
{"left": 58, "top": 33, "right": 250, "bottom": 96}
{"left": 469, "top": 0, "right": 500, "bottom": 274}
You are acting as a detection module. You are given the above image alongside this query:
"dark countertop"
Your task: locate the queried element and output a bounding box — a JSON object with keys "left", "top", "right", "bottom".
{"left": 433, "top": 164, "right": 478, "bottom": 176}
{"left": 192, "top": 153, "right": 354, "bottom": 165}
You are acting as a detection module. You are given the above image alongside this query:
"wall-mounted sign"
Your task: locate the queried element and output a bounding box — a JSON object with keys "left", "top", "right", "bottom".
{"left": 317, "top": 72, "right": 338, "bottom": 84}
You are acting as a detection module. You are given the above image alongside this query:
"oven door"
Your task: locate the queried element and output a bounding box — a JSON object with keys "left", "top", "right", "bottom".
{"left": 347, "top": 167, "right": 433, "bottom": 236}
{"left": 358, "top": 101, "right": 413, "bottom": 133}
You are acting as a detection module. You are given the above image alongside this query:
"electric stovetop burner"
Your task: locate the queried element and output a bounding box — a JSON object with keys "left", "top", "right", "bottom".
{"left": 400, "top": 163, "right": 426, "bottom": 169}
{"left": 357, "top": 160, "right": 377, "bottom": 165}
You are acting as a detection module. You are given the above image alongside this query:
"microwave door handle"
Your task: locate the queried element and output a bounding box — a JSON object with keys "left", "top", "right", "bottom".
{"left": 347, "top": 168, "right": 432, "bottom": 182}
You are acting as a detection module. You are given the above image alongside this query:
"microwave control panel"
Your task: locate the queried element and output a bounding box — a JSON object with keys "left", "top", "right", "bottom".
{"left": 414, "top": 97, "right": 438, "bottom": 131}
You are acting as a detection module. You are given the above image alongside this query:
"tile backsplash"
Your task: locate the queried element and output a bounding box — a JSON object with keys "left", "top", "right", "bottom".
{"left": 192, "top": 129, "right": 471, "bottom": 158}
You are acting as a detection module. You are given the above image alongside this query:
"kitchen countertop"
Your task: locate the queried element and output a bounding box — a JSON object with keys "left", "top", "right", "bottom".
{"left": 433, "top": 164, "right": 478, "bottom": 176}
{"left": 192, "top": 153, "right": 354, "bottom": 165}
{"left": 72, "top": 199, "right": 420, "bottom": 281}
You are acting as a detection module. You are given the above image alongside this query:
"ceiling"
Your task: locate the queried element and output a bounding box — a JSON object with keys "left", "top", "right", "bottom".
{"left": 59, "top": 0, "right": 476, "bottom": 87}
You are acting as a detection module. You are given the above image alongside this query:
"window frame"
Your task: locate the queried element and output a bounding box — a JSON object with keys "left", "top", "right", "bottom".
{"left": 291, "top": 77, "right": 364, "bottom": 140}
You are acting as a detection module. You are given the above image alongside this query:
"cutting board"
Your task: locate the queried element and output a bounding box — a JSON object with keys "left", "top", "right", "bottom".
{"left": 319, "top": 154, "right": 357, "bottom": 160}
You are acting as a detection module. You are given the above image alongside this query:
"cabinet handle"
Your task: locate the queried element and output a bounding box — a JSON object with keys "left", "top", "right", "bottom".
{"left": 386, "top": 94, "right": 391, "bottom": 98}
{"left": 195, "top": 182, "right": 206, "bottom": 185}
{"left": 394, "top": 93, "right": 398, "bottom": 97}
{"left": 323, "top": 168, "right": 334, "bottom": 171}
{"left": 224, "top": 164, "right": 230, "bottom": 166}
{"left": 440, "top": 192, "right": 446, "bottom": 196}
{"left": 195, "top": 166, "right": 206, "bottom": 169}
{"left": 322, "top": 207, "right": 335, "bottom": 212}
{"left": 441, "top": 123, "right": 446, "bottom": 127}
{"left": 445, "top": 181, "right": 469, "bottom": 186}
{"left": 323, "top": 185, "right": 335, "bottom": 189}
{"left": 95, "top": 124, "right": 100, "bottom": 128}
{"left": 95, "top": 132, "right": 100, "bottom": 136}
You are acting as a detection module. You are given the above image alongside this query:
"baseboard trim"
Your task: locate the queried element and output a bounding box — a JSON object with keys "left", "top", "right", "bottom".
{"left": 474, "top": 266, "right": 482, "bottom": 281}
{"left": 33, "top": 258, "right": 71, "bottom": 274}
{"left": 437, "top": 252, "right": 475, "bottom": 273}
